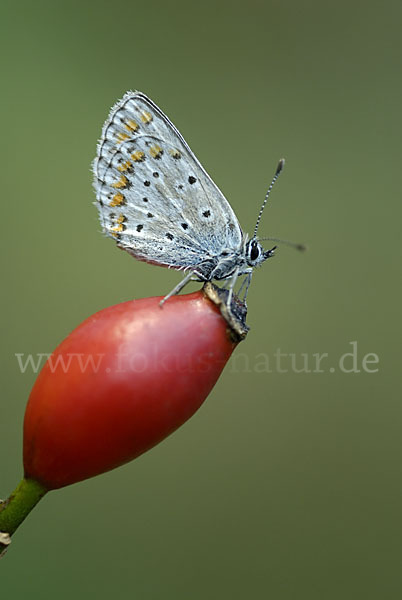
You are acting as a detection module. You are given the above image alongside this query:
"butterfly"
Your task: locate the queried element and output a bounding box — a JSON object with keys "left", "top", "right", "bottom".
{"left": 93, "top": 91, "right": 301, "bottom": 305}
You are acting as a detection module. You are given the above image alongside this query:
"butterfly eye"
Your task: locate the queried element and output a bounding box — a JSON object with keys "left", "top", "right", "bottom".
{"left": 249, "top": 241, "right": 260, "bottom": 262}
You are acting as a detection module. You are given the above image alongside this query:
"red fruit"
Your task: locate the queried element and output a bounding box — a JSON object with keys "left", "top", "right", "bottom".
{"left": 23, "top": 285, "right": 247, "bottom": 490}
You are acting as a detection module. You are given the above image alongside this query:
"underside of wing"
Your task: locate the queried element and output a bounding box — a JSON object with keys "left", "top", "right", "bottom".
{"left": 93, "top": 91, "right": 243, "bottom": 269}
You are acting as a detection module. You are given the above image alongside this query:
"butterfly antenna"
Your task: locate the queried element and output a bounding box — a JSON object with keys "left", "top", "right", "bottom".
{"left": 253, "top": 158, "right": 285, "bottom": 238}
{"left": 258, "top": 237, "right": 306, "bottom": 252}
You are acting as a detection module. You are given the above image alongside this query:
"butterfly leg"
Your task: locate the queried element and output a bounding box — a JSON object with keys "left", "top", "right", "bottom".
{"left": 243, "top": 273, "right": 253, "bottom": 301}
{"left": 160, "top": 269, "right": 199, "bottom": 307}
{"left": 226, "top": 267, "right": 240, "bottom": 308}
{"left": 238, "top": 272, "right": 253, "bottom": 302}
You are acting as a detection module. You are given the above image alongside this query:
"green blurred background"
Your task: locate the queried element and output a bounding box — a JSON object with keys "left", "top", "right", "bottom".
{"left": 1, "top": 0, "right": 401, "bottom": 597}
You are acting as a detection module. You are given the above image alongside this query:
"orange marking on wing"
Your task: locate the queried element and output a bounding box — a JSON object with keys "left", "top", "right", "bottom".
{"left": 141, "top": 111, "right": 152, "bottom": 124}
{"left": 112, "top": 175, "right": 128, "bottom": 189}
{"left": 150, "top": 144, "right": 163, "bottom": 158}
{"left": 110, "top": 214, "right": 127, "bottom": 235}
{"left": 125, "top": 119, "right": 139, "bottom": 132}
{"left": 109, "top": 193, "right": 125, "bottom": 207}
{"left": 117, "top": 160, "right": 132, "bottom": 172}
{"left": 131, "top": 150, "right": 145, "bottom": 162}
{"left": 116, "top": 132, "right": 130, "bottom": 143}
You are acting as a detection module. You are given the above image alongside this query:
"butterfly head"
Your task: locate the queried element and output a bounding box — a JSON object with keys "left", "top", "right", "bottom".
{"left": 245, "top": 238, "right": 277, "bottom": 268}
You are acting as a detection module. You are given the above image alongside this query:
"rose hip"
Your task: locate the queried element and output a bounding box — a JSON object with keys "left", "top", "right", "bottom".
{"left": 23, "top": 285, "right": 247, "bottom": 489}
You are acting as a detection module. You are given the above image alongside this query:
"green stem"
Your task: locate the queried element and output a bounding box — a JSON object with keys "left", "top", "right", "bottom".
{"left": 0, "top": 478, "right": 47, "bottom": 553}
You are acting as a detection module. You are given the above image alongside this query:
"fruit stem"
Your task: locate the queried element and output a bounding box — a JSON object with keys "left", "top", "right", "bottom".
{"left": 0, "top": 478, "right": 47, "bottom": 555}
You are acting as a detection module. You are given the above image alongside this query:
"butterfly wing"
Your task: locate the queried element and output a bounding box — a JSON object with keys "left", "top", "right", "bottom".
{"left": 93, "top": 91, "right": 243, "bottom": 272}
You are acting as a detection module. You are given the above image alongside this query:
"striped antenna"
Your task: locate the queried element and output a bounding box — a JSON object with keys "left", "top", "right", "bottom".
{"left": 253, "top": 158, "right": 285, "bottom": 237}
